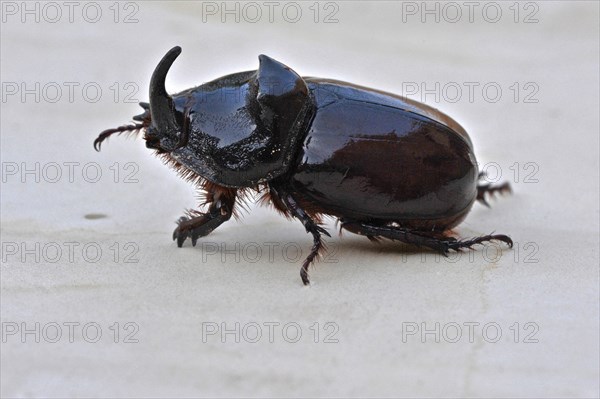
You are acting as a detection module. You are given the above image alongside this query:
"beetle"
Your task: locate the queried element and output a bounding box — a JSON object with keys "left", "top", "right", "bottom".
{"left": 94, "top": 46, "right": 512, "bottom": 285}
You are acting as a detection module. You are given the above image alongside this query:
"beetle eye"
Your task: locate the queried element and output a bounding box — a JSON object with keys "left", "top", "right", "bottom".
{"left": 144, "top": 125, "right": 161, "bottom": 146}
{"left": 145, "top": 136, "right": 159, "bottom": 149}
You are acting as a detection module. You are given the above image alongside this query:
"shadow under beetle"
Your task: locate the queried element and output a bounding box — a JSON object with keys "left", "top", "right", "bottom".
{"left": 95, "top": 46, "right": 512, "bottom": 285}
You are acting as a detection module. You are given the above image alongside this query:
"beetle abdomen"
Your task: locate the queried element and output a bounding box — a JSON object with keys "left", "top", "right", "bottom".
{"left": 291, "top": 81, "right": 478, "bottom": 228}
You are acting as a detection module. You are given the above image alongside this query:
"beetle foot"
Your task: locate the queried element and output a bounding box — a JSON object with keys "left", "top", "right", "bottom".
{"left": 172, "top": 213, "right": 215, "bottom": 247}
{"left": 172, "top": 189, "right": 236, "bottom": 248}
{"left": 477, "top": 182, "right": 512, "bottom": 207}
{"left": 442, "top": 233, "right": 513, "bottom": 253}
{"left": 310, "top": 224, "right": 331, "bottom": 238}
{"left": 299, "top": 224, "right": 329, "bottom": 285}
{"left": 269, "top": 184, "right": 328, "bottom": 285}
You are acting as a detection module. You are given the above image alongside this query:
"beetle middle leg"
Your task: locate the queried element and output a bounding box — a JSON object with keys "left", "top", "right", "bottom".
{"left": 340, "top": 219, "right": 512, "bottom": 254}
{"left": 172, "top": 184, "right": 237, "bottom": 247}
{"left": 269, "top": 185, "right": 331, "bottom": 285}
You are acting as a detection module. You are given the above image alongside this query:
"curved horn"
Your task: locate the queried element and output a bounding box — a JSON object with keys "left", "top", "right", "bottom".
{"left": 149, "top": 46, "right": 182, "bottom": 132}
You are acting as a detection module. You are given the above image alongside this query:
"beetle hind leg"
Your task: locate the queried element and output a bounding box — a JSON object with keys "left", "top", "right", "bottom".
{"left": 340, "top": 220, "right": 512, "bottom": 254}
{"left": 477, "top": 172, "right": 512, "bottom": 207}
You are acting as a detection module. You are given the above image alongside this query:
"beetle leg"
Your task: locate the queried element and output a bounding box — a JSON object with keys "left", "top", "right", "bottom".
{"left": 476, "top": 182, "right": 512, "bottom": 207}
{"left": 270, "top": 185, "right": 330, "bottom": 285}
{"left": 340, "top": 220, "right": 512, "bottom": 254}
{"left": 172, "top": 187, "right": 236, "bottom": 247}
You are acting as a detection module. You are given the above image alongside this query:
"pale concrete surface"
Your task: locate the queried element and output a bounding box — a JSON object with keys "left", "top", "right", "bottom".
{"left": 1, "top": 1, "right": 598, "bottom": 397}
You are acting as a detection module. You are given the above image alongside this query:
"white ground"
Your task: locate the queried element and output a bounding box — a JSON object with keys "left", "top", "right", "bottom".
{"left": 1, "top": 2, "right": 598, "bottom": 397}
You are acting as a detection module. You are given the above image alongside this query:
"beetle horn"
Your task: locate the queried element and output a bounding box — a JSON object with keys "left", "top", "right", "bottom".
{"left": 149, "top": 46, "right": 181, "bottom": 132}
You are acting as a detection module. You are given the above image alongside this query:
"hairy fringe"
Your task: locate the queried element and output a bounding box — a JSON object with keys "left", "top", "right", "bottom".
{"left": 155, "top": 151, "right": 266, "bottom": 221}
{"left": 154, "top": 144, "right": 328, "bottom": 225}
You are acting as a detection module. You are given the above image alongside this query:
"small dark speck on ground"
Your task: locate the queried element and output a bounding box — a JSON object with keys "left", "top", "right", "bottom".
{"left": 84, "top": 213, "right": 108, "bottom": 220}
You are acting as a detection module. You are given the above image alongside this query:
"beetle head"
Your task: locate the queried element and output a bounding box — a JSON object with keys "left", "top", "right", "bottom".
{"left": 93, "top": 46, "right": 185, "bottom": 153}
{"left": 95, "top": 47, "right": 314, "bottom": 188}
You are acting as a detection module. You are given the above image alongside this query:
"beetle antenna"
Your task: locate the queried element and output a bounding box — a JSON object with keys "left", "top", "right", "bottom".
{"left": 94, "top": 123, "right": 145, "bottom": 151}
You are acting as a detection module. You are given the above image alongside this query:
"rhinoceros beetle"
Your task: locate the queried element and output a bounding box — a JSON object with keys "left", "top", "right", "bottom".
{"left": 95, "top": 46, "right": 512, "bottom": 285}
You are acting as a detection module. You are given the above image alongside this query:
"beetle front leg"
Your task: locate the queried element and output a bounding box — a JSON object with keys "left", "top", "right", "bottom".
{"left": 172, "top": 186, "right": 237, "bottom": 247}
{"left": 269, "top": 185, "right": 330, "bottom": 285}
